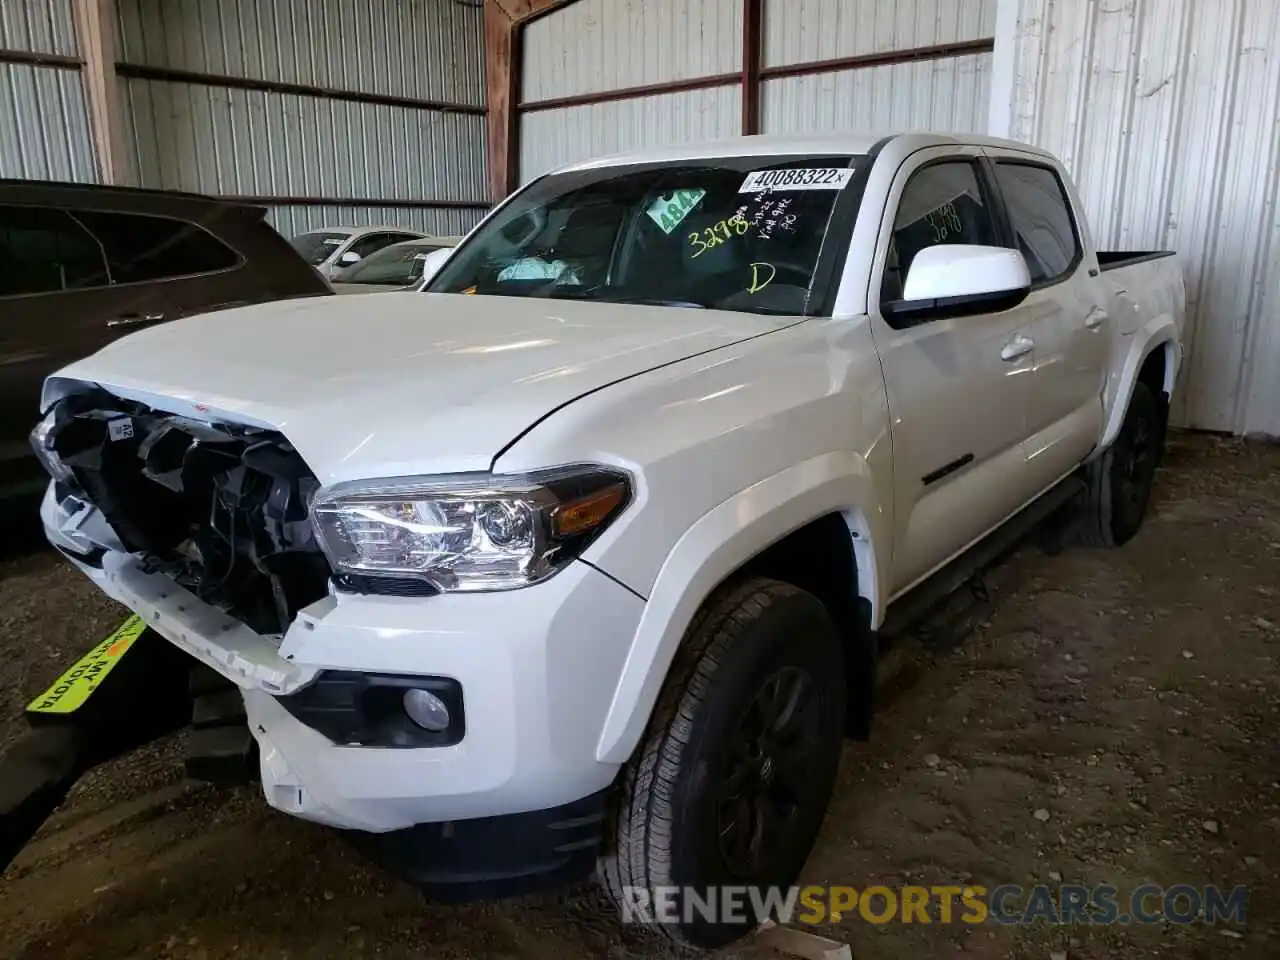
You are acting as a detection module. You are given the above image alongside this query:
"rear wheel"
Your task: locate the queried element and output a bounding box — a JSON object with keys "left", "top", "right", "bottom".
{"left": 1081, "top": 381, "right": 1163, "bottom": 547}
{"left": 597, "top": 578, "right": 846, "bottom": 949}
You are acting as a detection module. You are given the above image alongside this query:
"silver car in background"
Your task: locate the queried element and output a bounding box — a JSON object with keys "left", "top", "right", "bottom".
{"left": 328, "top": 237, "right": 461, "bottom": 294}
{"left": 289, "top": 226, "right": 427, "bottom": 279}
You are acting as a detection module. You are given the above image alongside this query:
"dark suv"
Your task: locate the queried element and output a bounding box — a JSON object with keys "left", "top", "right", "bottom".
{"left": 0, "top": 180, "right": 332, "bottom": 497}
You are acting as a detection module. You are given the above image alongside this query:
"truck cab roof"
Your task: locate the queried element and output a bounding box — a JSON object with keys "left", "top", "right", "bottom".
{"left": 555, "top": 132, "right": 1059, "bottom": 174}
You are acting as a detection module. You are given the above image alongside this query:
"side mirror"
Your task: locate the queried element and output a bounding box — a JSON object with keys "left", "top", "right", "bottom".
{"left": 416, "top": 247, "right": 454, "bottom": 289}
{"left": 887, "top": 245, "right": 1031, "bottom": 322}
{"left": 339, "top": 250, "right": 362, "bottom": 266}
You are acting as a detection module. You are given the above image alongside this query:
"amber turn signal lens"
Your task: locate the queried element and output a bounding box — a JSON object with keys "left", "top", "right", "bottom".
{"left": 551, "top": 483, "right": 627, "bottom": 538}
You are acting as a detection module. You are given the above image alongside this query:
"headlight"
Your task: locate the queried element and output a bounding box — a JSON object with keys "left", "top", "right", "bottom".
{"left": 30, "top": 410, "right": 73, "bottom": 483}
{"left": 310, "top": 465, "right": 631, "bottom": 593}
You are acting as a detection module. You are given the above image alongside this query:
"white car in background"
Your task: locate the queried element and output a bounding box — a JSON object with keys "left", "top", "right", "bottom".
{"left": 289, "top": 225, "right": 427, "bottom": 279}
{"left": 329, "top": 237, "right": 462, "bottom": 294}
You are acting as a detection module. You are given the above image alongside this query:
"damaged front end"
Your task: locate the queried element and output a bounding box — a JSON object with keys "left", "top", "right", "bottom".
{"left": 36, "top": 388, "right": 332, "bottom": 637}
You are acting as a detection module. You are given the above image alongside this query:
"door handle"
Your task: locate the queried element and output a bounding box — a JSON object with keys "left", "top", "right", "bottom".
{"left": 1000, "top": 335, "right": 1034, "bottom": 362}
{"left": 106, "top": 313, "right": 166, "bottom": 328}
{"left": 1085, "top": 308, "right": 1107, "bottom": 330}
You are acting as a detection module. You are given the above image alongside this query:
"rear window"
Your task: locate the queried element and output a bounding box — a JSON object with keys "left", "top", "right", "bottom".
{"left": 290, "top": 231, "right": 349, "bottom": 265}
{"left": 343, "top": 242, "right": 449, "bottom": 285}
{"left": 72, "top": 210, "right": 241, "bottom": 284}
{"left": 994, "top": 162, "right": 1081, "bottom": 284}
{"left": 428, "top": 154, "right": 864, "bottom": 316}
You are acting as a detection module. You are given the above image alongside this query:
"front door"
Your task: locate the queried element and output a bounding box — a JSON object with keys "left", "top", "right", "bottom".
{"left": 867, "top": 151, "right": 1038, "bottom": 597}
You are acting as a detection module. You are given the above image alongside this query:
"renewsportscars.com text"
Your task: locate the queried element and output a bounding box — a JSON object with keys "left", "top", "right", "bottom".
{"left": 620, "top": 883, "right": 1247, "bottom": 927}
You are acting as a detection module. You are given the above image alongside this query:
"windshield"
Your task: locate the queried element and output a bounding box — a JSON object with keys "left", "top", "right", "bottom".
{"left": 290, "top": 231, "right": 349, "bottom": 265}
{"left": 341, "top": 241, "right": 450, "bottom": 285}
{"left": 427, "top": 154, "right": 864, "bottom": 315}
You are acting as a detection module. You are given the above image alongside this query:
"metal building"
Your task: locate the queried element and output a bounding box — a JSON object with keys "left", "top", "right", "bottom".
{"left": 1, "top": 0, "right": 491, "bottom": 236}
{"left": 0, "top": 0, "right": 97, "bottom": 182}
{"left": 1, "top": 0, "right": 1277, "bottom": 435}
{"left": 518, "top": 0, "right": 995, "bottom": 181}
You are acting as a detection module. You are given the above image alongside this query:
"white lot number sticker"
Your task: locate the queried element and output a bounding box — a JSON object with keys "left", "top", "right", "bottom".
{"left": 107, "top": 417, "right": 134, "bottom": 442}
{"left": 739, "top": 167, "right": 854, "bottom": 193}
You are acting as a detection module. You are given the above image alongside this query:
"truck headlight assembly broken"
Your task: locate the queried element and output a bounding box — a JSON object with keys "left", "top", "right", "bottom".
{"left": 311, "top": 466, "right": 631, "bottom": 593}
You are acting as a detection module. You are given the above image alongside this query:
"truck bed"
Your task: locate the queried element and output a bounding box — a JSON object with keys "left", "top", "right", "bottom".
{"left": 1096, "top": 250, "right": 1176, "bottom": 271}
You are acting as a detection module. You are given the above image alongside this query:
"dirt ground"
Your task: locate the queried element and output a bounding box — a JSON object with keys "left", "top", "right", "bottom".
{"left": 0, "top": 431, "right": 1277, "bottom": 960}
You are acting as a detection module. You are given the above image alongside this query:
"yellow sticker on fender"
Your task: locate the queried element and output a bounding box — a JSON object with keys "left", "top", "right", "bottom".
{"left": 27, "top": 615, "right": 147, "bottom": 714}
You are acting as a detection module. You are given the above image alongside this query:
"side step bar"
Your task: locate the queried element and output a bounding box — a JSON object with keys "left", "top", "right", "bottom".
{"left": 878, "top": 476, "right": 1087, "bottom": 638}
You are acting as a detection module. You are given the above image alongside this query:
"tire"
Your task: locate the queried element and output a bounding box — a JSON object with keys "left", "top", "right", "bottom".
{"left": 597, "top": 578, "right": 846, "bottom": 950}
{"left": 1080, "top": 381, "right": 1164, "bottom": 547}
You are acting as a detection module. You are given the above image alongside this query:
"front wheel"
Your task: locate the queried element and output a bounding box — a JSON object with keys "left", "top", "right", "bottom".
{"left": 1081, "top": 381, "right": 1164, "bottom": 547}
{"left": 597, "top": 578, "right": 846, "bottom": 949}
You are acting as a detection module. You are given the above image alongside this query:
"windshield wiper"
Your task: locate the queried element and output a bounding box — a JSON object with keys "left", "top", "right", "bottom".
{"left": 612, "top": 296, "right": 708, "bottom": 309}
{"left": 545, "top": 288, "right": 709, "bottom": 309}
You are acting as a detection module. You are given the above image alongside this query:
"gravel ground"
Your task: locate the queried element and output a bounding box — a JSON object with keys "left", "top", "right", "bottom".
{"left": 0, "top": 431, "right": 1277, "bottom": 959}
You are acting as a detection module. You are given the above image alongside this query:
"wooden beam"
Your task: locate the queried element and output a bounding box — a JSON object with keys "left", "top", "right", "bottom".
{"left": 521, "top": 73, "right": 741, "bottom": 112}
{"left": 492, "top": 0, "right": 577, "bottom": 25}
{"left": 485, "top": 0, "right": 582, "bottom": 201}
{"left": 72, "top": 0, "right": 127, "bottom": 185}
{"left": 741, "top": 0, "right": 763, "bottom": 135}
{"left": 0, "top": 49, "right": 82, "bottom": 70}
{"left": 484, "top": 1, "right": 519, "bottom": 201}
{"left": 759, "top": 38, "right": 995, "bottom": 81}
{"left": 115, "top": 63, "right": 485, "bottom": 115}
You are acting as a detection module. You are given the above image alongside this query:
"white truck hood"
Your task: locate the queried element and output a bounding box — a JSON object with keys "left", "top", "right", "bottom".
{"left": 46, "top": 292, "right": 788, "bottom": 483}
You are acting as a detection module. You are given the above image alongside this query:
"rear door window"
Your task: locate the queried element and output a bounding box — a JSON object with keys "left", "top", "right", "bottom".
{"left": 347, "top": 232, "right": 416, "bottom": 260}
{"left": 71, "top": 210, "right": 241, "bottom": 284}
{"left": 993, "top": 162, "right": 1081, "bottom": 284}
{"left": 0, "top": 205, "right": 109, "bottom": 296}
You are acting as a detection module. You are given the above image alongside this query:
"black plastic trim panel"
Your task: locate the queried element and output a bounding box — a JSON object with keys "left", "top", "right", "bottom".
{"left": 276, "top": 671, "right": 464, "bottom": 748}
{"left": 345, "top": 787, "right": 610, "bottom": 901}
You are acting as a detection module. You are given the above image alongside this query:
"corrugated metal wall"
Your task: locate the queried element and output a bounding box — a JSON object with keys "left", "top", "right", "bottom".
{"left": 760, "top": 0, "right": 995, "bottom": 137}
{"left": 522, "top": 0, "right": 743, "bottom": 102}
{"left": 520, "top": 86, "right": 743, "bottom": 183}
{"left": 763, "top": 0, "right": 995, "bottom": 66}
{"left": 761, "top": 54, "right": 992, "bottom": 136}
{"left": 0, "top": 0, "right": 78, "bottom": 54}
{"left": 518, "top": 0, "right": 997, "bottom": 182}
{"left": 118, "top": 80, "right": 485, "bottom": 209}
{"left": 992, "top": 0, "right": 1280, "bottom": 436}
{"left": 114, "top": 0, "right": 488, "bottom": 237}
{"left": 262, "top": 204, "right": 480, "bottom": 240}
{"left": 0, "top": 0, "right": 97, "bottom": 182}
{"left": 115, "top": 0, "right": 483, "bottom": 105}
{"left": 518, "top": 0, "right": 743, "bottom": 182}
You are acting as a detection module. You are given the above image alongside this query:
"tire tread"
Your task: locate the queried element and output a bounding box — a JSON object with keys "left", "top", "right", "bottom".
{"left": 598, "top": 578, "right": 802, "bottom": 944}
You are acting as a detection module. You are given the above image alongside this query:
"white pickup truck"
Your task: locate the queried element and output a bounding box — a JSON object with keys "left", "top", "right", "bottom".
{"left": 35, "top": 133, "right": 1184, "bottom": 947}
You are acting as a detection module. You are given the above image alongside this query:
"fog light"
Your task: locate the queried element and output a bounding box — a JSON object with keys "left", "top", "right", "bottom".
{"left": 403, "top": 688, "right": 451, "bottom": 732}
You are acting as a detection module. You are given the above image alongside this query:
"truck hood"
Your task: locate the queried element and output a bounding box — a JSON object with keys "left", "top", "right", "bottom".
{"left": 46, "top": 292, "right": 789, "bottom": 483}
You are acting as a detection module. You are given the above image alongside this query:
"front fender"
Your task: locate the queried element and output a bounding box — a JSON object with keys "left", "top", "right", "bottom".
{"left": 1099, "top": 316, "right": 1181, "bottom": 452}
{"left": 593, "top": 450, "right": 884, "bottom": 765}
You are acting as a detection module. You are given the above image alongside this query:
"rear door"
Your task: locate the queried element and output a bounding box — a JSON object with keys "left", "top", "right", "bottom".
{"left": 988, "top": 155, "right": 1109, "bottom": 485}
{"left": 868, "top": 149, "right": 1039, "bottom": 595}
